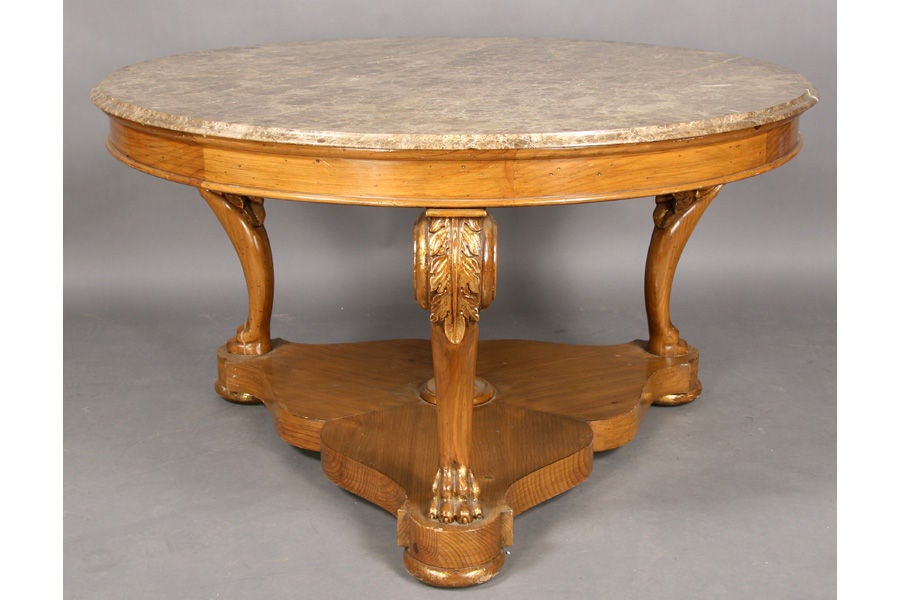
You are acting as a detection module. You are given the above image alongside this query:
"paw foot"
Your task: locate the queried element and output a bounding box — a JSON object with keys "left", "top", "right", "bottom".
{"left": 428, "top": 463, "right": 483, "bottom": 524}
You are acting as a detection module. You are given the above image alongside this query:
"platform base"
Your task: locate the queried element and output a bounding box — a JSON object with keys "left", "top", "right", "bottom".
{"left": 215, "top": 338, "right": 700, "bottom": 586}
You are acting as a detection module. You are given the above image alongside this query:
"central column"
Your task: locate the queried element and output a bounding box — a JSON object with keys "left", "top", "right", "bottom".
{"left": 414, "top": 209, "right": 497, "bottom": 524}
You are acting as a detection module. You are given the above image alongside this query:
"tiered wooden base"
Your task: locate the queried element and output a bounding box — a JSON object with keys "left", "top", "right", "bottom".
{"left": 215, "top": 337, "right": 700, "bottom": 586}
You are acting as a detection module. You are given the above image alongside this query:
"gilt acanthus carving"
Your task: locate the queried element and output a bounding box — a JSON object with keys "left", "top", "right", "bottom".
{"left": 428, "top": 217, "right": 483, "bottom": 344}
{"left": 415, "top": 211, "right": 497, "bottom": 345}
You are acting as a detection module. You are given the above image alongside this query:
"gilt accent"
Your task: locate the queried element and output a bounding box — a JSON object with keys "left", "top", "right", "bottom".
{"left": 413, "top": 210, "right": 497, "bottom": 524}
{"left": 429, "top": 462, "right": 484, "bottom": 524}
{"left": 414, "top": 211, "right": 496, "bottom": 345}
{"left": 430, "top": 217, "right": 482, "bottom": 344}
{"left": 94, "top": 38, "right": 818, "bottom": 589}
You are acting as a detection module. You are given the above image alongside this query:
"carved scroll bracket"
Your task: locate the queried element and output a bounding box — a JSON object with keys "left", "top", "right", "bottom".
{"left": 414, "top": 209, "right": 497, "bottom": 345}
{"left": 222, "top": 192, "right": 267, "bottom": 228}
{"left": 652, "top": 185, "right": 721, "bottom": 231}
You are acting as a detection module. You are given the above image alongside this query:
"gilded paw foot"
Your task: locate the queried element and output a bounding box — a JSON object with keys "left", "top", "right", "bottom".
{"left": 428, "top": 463, "right": 484, "bottom": 524}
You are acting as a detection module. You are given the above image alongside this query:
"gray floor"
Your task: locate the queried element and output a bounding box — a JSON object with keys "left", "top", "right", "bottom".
{"left": 64, "top": 264, "right": 835, "bottom": 599}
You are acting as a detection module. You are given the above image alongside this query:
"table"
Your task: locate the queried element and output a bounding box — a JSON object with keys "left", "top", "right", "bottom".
{"left": 91, "top": 38, "right": 817, "bottom": 587}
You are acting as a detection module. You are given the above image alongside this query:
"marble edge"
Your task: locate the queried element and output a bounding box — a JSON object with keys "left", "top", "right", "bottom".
{"left": 90, "top": 83, "right": 818, "bottom": 152}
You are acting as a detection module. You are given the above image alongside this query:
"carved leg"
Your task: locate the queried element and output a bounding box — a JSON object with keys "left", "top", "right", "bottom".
{"left": 644, "top": 185, "right": 721, "bottom": 405}
{"left": 645, "top": 185, "right": 721, "bottom": 356}
{"left": 414, "top": 209, "right": 497, "bottom": 524}
{"left": 199, "top": 188, "right": 274, "bottom": 357}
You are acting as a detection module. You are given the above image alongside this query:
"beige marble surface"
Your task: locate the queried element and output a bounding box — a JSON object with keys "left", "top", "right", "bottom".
{"left": 91, "top": 38, "right": 817, "bottom": 151}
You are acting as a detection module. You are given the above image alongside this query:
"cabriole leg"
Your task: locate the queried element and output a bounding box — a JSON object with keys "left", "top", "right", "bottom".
{"left": 200, "top": 188, "right": 274, "bottom": 402}
{"left": 644, "top": 185, "right": 722, "bottom": 404}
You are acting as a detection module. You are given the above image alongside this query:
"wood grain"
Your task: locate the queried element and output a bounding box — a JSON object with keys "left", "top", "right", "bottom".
{"left": 216, "top": 336, "right": 696, "bottom": 585}
{"left": 477, "top": 340, "right": 701, "bottom": 451}
{"left": 413, "top": 210, "right": 498, "bottom": 524}
{"left": 106, "top": 116, "right": 801, "bottom": 207}
{"left": 217, "top": 338, "right": 700, "bottom": 449}
{"left": 200, "top": 189, "right": 273, "bottom": 357}
{"left": 320, "top": 398, "right": 593, "bottom": 586}
{"left": 215, "top": 339, "right": 430, "bottom": 451}
{"left": 645, "top": 185, "right": 722, "bottom": 359}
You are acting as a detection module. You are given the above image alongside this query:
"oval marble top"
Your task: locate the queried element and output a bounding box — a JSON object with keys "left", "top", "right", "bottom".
{"left": 91, "top": 38, "right": 817, "bottom": 151}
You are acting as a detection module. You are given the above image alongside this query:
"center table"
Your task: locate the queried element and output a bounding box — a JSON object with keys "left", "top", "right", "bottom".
{"left": 91, "top": 38, "right": 818, "bottom": 587}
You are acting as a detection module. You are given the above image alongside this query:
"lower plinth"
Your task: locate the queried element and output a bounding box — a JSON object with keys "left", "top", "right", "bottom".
{"left": 215, "top": 338, "right": 700, "bottom": 586}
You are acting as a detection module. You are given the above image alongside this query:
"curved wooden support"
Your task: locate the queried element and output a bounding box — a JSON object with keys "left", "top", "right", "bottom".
{"left": 200, "top": 188, "right": 274, "bottom": 356}
{"left": 645, "top": 185, "right": 722, "bottom": 357}
{"left": 414, "top": 209, "right": 497, "bottom": 524}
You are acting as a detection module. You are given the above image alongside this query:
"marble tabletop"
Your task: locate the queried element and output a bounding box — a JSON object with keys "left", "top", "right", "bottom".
{"left": 91, "top": 38, "right": 817, "bottom": 151}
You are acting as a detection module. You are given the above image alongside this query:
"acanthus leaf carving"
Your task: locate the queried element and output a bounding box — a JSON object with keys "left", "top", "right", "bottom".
{"left": 424, "top": 216, "right": 487, "bottom": 345}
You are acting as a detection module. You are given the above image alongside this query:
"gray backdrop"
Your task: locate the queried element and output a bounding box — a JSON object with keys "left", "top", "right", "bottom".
{"left": 65, "top": 1, "right": 836, "bottom": 598}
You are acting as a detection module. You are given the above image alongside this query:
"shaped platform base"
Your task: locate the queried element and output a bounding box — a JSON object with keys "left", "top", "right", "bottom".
{"left": 215, "top": 338, "right": 700, "bottom": 586}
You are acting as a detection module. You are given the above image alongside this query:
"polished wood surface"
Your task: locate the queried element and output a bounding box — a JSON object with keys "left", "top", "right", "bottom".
{"left": 215, "top": 336, "right": 697, "bottom": 585}
{"left": 645, "top": 185, "right": 721, "bottom": 359}
{"left": 413, "top": 210, "right": 497, "bottom": 524}
{"left": 106, "top": 116, "right": 800, "bottom": 207}
{"left": 199, "top": 189, "right": 274, "bottom": 357}
{"left": 205, "top": 191, "right": 712, "bottom": 584}
{"left": 218, "top": 338, "right": 700, "bottom": 448}
{"left": 326, "top": 402, "right": 593, "bottom": 587}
